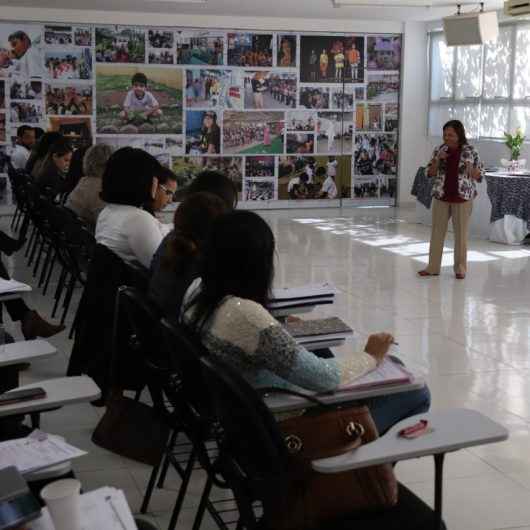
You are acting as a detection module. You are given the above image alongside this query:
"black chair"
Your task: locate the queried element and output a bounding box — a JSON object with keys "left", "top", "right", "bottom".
{"left": 199, "top": 354, "right": 445, "bottom": 530}
{"left": 140, "top": 318, "right": 233, "bottom": 530}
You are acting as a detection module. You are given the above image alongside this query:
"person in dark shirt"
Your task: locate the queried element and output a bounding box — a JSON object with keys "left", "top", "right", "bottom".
{"left": 199, "top": 112, "right": 220, "bottom": 154}
{"left": 35, "top": 137, "right": 73, "bottom": 199}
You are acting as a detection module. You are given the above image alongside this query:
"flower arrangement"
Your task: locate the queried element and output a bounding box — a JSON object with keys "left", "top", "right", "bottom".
{"left": 504, "top": 128, "right": 525, "bottom": 161}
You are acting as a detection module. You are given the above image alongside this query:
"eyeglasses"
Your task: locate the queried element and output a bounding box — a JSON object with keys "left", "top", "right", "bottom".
{"left": 159, "top": 184, "right": 176, "bottom": 199}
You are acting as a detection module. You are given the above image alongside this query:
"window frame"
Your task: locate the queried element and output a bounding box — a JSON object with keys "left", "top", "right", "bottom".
{"left": 428, "top": 20, "right": 530, "bottom": 141}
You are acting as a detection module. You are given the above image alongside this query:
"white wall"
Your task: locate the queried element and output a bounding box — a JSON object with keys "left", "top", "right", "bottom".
{"left": 398, "top": 20, "right": 430, "bottom": 206}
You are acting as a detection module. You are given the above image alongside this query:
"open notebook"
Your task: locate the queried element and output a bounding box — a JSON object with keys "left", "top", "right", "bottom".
{"left": 337, "top": 358, "right": 413, "bottom": 392}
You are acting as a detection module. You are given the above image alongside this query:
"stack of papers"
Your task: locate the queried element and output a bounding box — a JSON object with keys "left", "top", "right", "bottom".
{"left": 0, "top": 430, "right": 86, "bottom": 475}
{"left": 284, "top": 317, "right": 353, "bottom": 350}
{"left": 337, "top": 358, "right": 413, "bottom": 392}
{"left": 0, "top": 278, "right": 31, "bottom": 294}
{"left": 31, "top": 487, "right": 137, "bottom": 530}
{"left": 269, "top": 283, "right": 337, "bottom": 315}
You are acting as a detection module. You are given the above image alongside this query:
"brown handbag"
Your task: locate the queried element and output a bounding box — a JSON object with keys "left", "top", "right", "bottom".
{"left": 261, "top": 388, "right": 398, "bottom": 530}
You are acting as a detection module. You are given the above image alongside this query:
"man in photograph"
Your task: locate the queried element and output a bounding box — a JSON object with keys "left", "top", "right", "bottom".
{"left": 11, "top": 125, "right": 35, "bottom": 169}
{"left": 8, "top": 31, "right": 44, "bottom": 78}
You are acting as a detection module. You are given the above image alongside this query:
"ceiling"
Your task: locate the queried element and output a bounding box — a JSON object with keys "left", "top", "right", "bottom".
{"left": 0, "top": 0, "right": 505, "bottom": 22}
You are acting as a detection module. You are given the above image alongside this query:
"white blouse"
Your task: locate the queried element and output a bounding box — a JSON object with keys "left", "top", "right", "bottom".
{"left": 95, "top": 204, "right": 171, "bottom": 268}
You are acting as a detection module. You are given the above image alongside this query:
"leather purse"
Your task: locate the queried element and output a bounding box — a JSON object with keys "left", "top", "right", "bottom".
{"left": 261, "top": 388, "right": 398, "bottom": 530}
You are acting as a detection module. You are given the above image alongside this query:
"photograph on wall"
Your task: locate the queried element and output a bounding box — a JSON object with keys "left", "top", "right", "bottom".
{"left": 286, "top": 133, "right": 315, "bottom": 154}
{"left": 227, "top": 33, "right": 273, "bottom": 67}
{"left": 185, "top": 69, "right": 244, "bottom": 109}
{"left": 356, "top": 102, "right": 383, "bottom": 131}
{"left": 96, "top": 136, "right": 145, "bottom": 150}
{"left": 299, "top": 87, "right": 329, "bottom": 110}
{"left": 44, "top": 25, "right": 72, "bottom": 45}
{"left": 172, "top": 156, "right": 242, "bottom": 200}
{"left": 278, "top": 155, "right": 350, "bottom": 200}
{"left": 74, "top": 27, "right": 92, "bottom": 47}
{"left": 10, "top": 101, "right": 43, "bottom": 123}
{"left": 176, "top": 30, "right": 224, "bottom": 65}
{"left": 352, "top": 175, "right": 381, "bottom": 199}
{"left": 316, "top": 111, "right": 353, "bottom": 154}
{"left": 165, "top": 136, "right": 184, "bottom": 155}
{"left": 277, "top": 35, "right": 297, "bottom": 68}
{"left": 300, "top": 35, "right": 364, "bottom": 84}
{"left": 0, "top": 114, "right": 5, "bottom": 142}
{"left": 331, "top": 87, "right": 354, "bottom": 111}
{"left": 286, "top": 110, "right": 317, "bottom": 131}
{"left": 244, "top": 178, "right": 276, "bottom": 201}
{"left": 48, "top": 116, "right": 92, "bottom": 147}
{"left": 45, "top": 84, "right": 92, "bottom": 115}
{"left": 0, "top": 81, "right": 4, "bottom": 109}
{"left": 148, "top": 49, "right": 174, "bottom": 65}
{"left": 367, "top": 73, "right": 399, "bottom": 103}
{"left": 367, "top": 36, "right": 401, "bottom": 71}
{"left": 0, "top": 24, "right": 44, "bottom": 78}
{"left": 10, "top": 79, "right": 42, "bottom": 100}
{"left": 95, "top": 26, "right": 146, "bottom": 64}
{"left": 148, "top": 30, "right": 174, "bottom": 49}
{"left": 245, "top": 156, "right": 275, "bottom": 177}
{"left": 186, "top": 110, "right": 221, "bottom": 154}
{"left": 244, "top": 71, "right": 296, "bottom": 110}
{"left": 223, "top": 111, "right": 284, "bottom": 155}
{"left": 354, "top": 133, "right": 398, "bottom": 175}
{"left": 45, "top": 49, "right": 92, "bottom": 80}
{"left": 96, "top": 64, "right": 183, "bottom": 134}
{"left": 355, "top": 86, "right": 365, "bottom": 100}
{"left": 385, "top": 103, "right": 399, "bottom": 132}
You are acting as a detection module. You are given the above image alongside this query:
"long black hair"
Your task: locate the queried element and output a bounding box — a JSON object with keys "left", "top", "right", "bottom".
{"left": 443, "top": 120, "right": 468, "bottom": 147}
{"left": 187, "top": 210, "right": 275, "bottom": 331}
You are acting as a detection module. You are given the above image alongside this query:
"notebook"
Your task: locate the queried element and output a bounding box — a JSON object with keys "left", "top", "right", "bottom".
{"left": 337, "top": 358, "right": 413, "bottom": 392}
{"left": 0, "top": 279, "right": 31, "bottom": 295}
{"left": 284, "top": 317, "right": 353, "bottom": 341}
{"left": 269, "top": 283, "right": 337, "bottom": 304}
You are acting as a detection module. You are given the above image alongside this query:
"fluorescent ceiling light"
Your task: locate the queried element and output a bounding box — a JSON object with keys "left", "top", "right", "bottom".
{"left": 333, "top": 0, "right": 433, "bottom": 6}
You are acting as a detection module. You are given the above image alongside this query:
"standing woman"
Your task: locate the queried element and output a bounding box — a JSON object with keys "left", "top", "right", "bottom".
{"left": 418, "top": 120, "right": 483, "bottom": 280}
{"left": 199, "top": 111, "right": 220, "bottom": 154}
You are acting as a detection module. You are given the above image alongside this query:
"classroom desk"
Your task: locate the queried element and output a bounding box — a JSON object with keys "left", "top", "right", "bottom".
{"left": 265, "top": 376, "right": 426, "bottom": 414}
{"left": 313, "top": 408, "right": 508, "bottom": 530}
{"left": 0, "top": 376, "right": 101, "bottom": 418}
{"left": 0, "top": 340, "right": 57, "bottom": 368}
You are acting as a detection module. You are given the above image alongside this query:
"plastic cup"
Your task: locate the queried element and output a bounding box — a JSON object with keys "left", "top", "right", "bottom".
{"left": 40, "top": 478, "right": 81, "bottom": 530}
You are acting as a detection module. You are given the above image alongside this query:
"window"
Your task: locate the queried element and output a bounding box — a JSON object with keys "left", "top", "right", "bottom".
{"left": 429, "top": 22, "right": 530, "bottom": 139}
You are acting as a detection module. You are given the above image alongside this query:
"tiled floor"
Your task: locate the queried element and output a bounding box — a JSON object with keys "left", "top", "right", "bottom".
{"left": 8, "top": 205, "right": 530, "bottom": 530}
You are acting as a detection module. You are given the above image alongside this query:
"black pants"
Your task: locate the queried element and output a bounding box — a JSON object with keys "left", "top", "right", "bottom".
{"left": 0, "top": 255, "right": 30, "bottom": 323}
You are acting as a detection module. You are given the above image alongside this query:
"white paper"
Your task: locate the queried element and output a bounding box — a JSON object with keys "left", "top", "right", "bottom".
{"left": 0, "top": 278, "right": 31, "bottom": 294}
{"left": 270, "top": 282, "right": 337, "bottom": 302}
{"left": 0, "top": 432, "right": 87, "bottom": 475}
{"left": 339, "top": 358, "right": 412, "bottom": 391}
{"left": 31, "top": 487, "right": 138, "bottom": 530}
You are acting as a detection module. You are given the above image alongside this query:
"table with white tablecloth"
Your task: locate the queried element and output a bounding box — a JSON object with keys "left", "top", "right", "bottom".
{"left": 412, "top": 168, "right": 530, "bottom": 244}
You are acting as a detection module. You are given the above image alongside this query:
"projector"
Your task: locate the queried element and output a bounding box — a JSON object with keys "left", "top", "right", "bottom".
{"left": 505, "top": 0, "right": 530, "bottom": 16}
{"left": 443, "top": 10, "right": 499, "bottom": 46}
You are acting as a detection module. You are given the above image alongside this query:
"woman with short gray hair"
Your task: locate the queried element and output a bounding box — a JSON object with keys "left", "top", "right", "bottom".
{"left": 66, "top": 144, "right": 113, "bottom": 229}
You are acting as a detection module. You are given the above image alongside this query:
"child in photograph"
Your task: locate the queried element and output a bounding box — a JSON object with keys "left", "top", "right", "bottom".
{"left": 347, "top": 43, "right": 360, "bottom": 81}
{"left": 252, "top": 72, "right": 267, "bottom": 109}
{"left": 279, "top": 38, "right": 293, "bottom": 67}
{"left": 120, "top": 72, "right": 162, "bottom": 124}
{"left": 319, "top": 49, "right": 329, "bottom": 80}
{"left": 317, "top": 165, "right": 338, "bottom": 199}
{"left": 334, "top": 50, "right": 345, "bottom": 81}
{"left": 309, "top": 49, "right": 318, "bottom": 82}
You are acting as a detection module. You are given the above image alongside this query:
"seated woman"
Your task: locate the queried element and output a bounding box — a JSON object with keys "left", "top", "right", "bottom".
{"left": 65, "top": 144, "right": 113, "bottom": 229}
{"left": 185, "top": 169, "right": 238, "bottom": 210}
{"left": 26, "top": 131, "right": 63, "bottom": 177}
{"left": 149, "top": 192, "right": 227, "bottom": 316}
{"left": 35, "top": 137, "right": 73, "bottom": 198}
{"left": 182, "top": 210, "right": 430, "bottom": 435}
{"left": 96, "top": 147, "right": 168, "bottom": 269}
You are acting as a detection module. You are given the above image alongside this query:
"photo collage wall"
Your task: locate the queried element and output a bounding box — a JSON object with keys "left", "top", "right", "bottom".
{"left": 0, "top": 21, "right": 402, "bottom": 207}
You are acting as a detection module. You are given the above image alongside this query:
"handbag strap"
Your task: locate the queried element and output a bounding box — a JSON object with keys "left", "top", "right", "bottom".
{"left": 258, "top": 387, "right": 332, "bottom": 409}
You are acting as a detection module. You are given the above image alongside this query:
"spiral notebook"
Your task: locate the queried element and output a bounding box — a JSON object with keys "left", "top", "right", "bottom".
{"left": 337, "top": 358, "right": 413, "bottom": 392}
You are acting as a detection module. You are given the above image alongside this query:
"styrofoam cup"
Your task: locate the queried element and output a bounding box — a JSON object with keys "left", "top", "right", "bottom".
{"left": 40, "top": 478, "right": 81, "bottom": 530}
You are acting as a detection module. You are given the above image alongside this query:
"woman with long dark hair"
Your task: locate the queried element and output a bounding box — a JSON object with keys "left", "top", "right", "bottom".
{"left": 183, "top": 210, "right": 430, "bottom": 434}
{"left": 199, "top": 111, "right": 220, "bottom": 154}
{"left": 35, "top": 137, "right": 73, "bottom": 197}
{"left": 418, "top": 120, "right": 483, "bottom": 279}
